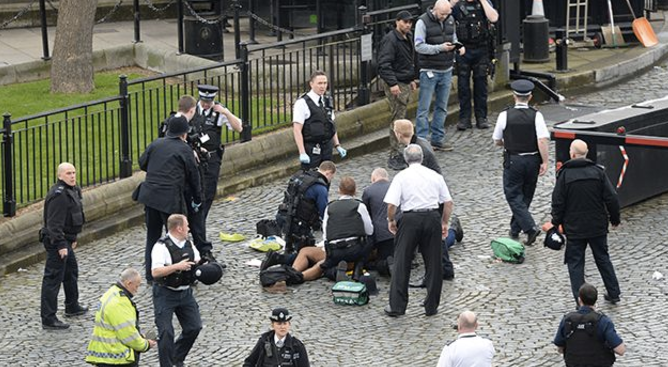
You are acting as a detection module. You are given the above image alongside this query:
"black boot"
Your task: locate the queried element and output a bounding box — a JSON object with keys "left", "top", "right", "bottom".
{"left": 352, "top": 261, "right": 365, "bottom": 282}
{"left": 260, "top": 250, "right": 286, "bottom": 271}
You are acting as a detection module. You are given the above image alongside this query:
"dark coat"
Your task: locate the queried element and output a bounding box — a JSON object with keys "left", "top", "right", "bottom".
{"left": 378, "top": 28, "right": 417, "bottom": 86}
{"left": 551, "top": 158, "right": 620, "bottom": 239}
{"left": 42, "top": 179, "right": 85, "bottom": 249}
{"left": 362, "top": 180, "right": 394, "bottom": 244}
{"left": 413, "top": 136, "right": 442, "bottom": 174}
{"left": 136, "top": 136, "right": 202, "bottom": 214}
{"left": 243, "top": 330, "right": 310, "bottom": 367}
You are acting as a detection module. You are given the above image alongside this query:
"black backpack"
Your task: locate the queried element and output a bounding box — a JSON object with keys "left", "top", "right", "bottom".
{"left": 259, "top": 265, "right": 304, "bottom": 287}
{"left": 277, "top": 170, "right": 326, "bottom": 231}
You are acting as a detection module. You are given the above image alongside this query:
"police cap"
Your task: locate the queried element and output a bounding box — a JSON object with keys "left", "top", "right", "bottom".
{"left": 166, "top": 115, "right": 190, "bottom": 137}
{"left": 194, "top": 262, "right": 224, "bottom": 285}
{"left": 510, "top": 80, "right": 535, "bottom": 96}
{"left": 396, "top": 10, "right": 413, "bottom": 21}
{"left": 269, "top": 307, "right": 292, "bottom": 322}
{"left": 544, "top": 226, "right": 566, "bottom": 251}
{"left": 197, "top": 84, "right": 219, "bottom": 101}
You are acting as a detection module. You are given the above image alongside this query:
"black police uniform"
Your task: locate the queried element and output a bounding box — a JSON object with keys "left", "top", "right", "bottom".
{"left": 40, "top": 179, "right": 86, "bottom": 326}
{"left": 300, "top": 95, "right": 336, "bottom": 170}
{"left": 243, "top": 330, "right": 310, "bottom": 367}
{"left": 453, "top": 0, "right": 495, "bottom": 129}
{"left": 136, "top": 134, "right": 201, "bottom": 282}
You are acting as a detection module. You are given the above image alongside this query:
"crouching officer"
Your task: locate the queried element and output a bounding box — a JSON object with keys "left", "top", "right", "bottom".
{"left": 151, "top": 214, "right": 203, "bottom": 367}
{"left": 243, "top": 308, "right": 310, "bottom": 367}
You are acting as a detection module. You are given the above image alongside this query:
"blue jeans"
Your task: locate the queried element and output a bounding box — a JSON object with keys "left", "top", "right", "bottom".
{"left": 416, "top": 69, "right": 453, "bottom": 146}
{"left": 153, "top": 285, "right": 202, "bottom": 367}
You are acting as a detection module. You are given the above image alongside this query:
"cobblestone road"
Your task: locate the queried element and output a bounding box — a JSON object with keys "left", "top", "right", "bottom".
{"left": 2, "top": 65, "right": 668, "bottom": 366}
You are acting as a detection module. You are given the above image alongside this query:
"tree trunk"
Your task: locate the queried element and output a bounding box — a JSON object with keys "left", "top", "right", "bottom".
{"left": 50, "top": 0, "right": 98, "bottom": 94}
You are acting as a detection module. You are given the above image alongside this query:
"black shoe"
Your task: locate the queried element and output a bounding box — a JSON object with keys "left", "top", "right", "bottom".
{"left": 476, "top": 118, "right": 490, "bottom": 129}
{"left": 384, "top": 305, "right": 405, "bottom": 317}
{"left": 431, "top": 142, "right": 454, "bottom": 152}
{"left": 335, "top": 260, "right": 349, "bottom": 282}
{"left": 260, "top": 250, "right": 282, "bottom": 271}
{"left": 201, "top": 250, "right": 216, "bottom": 263}
{"left": 64, "top": 305, "right": 88, "bottom": 317}
{"left": 425, "top": 308, "right": 438, "bottom": 316}
{"left": 42, "top": 319, "right": 70, "bottom": 330}
{"left": 387, "top": 154, "right": 408, "bottom": 171}
{"left": 509, "top": 230, "right": 520, "bottom": 241}
{"left": 524, "top": 228, "right": 541, "bottom": 246}
{"left": 451, "top": 216, "right": 464, "bottom": 242}
{"left": 604, "top": 294, "right": 620, "bottom": 305}
{"left": 409, "top": 275, "right": 426, "bottom": 288}
{"left": 457, "top": 120, "right": 472, "bottom": 131}
{"left": 443, "top": 273, "right": 455, "bottom": 281}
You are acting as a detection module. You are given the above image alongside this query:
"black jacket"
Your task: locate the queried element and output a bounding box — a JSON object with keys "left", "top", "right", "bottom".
{"left": 243, "top": 330, "right": 309, "bottom": 367}
{"left": 136, "top": 136, "right": 202, "bottom": 214}
{"left": 378, "top": 28, "right": 417, "bottom": 86}
{"left": 42, "top": 179, "right": 85, "bottom": 250}
{"left": 551, "top": 158, "right": 620, "bottom": 239}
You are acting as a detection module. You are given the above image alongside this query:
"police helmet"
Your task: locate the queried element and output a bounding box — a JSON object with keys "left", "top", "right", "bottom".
{"left": 269, "top": 307, "right": 292, "bottom": 322}
{"left": 544, "top": 226, "right": 566, "bottom": 251}
{"left": 195, "top": 262, "right": 224, "bottom": 285}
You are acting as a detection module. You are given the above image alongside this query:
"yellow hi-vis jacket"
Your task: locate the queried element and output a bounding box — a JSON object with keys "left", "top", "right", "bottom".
{"left": 85, "top": 284, "right": 149, "bottom": 365}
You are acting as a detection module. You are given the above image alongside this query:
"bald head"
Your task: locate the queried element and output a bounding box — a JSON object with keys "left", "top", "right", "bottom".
{"left": 371, "top": 168, "right": 389, "bottom": 183}
{"left": 570, "top": 139, "right": 588, "bottom": 159}
{"left": 457, "top": 311, "right": 478, "bottom": 333}
{"left": 433, "top": 0, "right": 452, "bottom": 21}
{"left": 57, "top": 162, "right": 77, "bottom": 186}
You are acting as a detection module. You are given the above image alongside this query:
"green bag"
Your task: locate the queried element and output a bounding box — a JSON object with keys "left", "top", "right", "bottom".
{"left": 490, "top": 237, "right": 525, "bottom": 264}
{"left": 332, "top": 281, "right": 369, "bottom": 306}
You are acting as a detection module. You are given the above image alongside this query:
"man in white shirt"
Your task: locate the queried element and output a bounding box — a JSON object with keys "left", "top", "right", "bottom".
{"left": 151, "top": 214, "right": 202, "bottom": 367}
{"left": 384, "top": 144, "right": 454, "bottom": 317}
{"left": 437, "top": 310, "right": 495, "bottom": 367}
{"left": 293, "top": 70, "right": 346, "bottom": 169}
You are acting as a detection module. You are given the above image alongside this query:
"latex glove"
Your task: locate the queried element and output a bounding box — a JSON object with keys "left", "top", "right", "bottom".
{"left": 336, "top": 146, "right": 347, "bottom": 158}
{"left": 299, "top": 153, "right": 310, "bottom": 164}
{"left": 191, "top": 201, "right": 202, "bottom": 213}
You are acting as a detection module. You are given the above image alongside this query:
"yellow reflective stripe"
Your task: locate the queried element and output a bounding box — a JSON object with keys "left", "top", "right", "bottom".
{"left": 95, "top": 319, "right": 135, "bottom": 331}
{"left": 91, "top": 335, "right": 120, "bottom": 344}
{"left": 120, "top": 331, "right": 142, "bottom": 345}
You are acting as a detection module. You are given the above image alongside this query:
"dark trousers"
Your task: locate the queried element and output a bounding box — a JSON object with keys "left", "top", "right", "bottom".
{"left": 390, "top": 211, "right": 443, "bottom": 314}
{"left": 565, "top": 235, "right": 621, "bottom": 304}
{"left": 503, "top": 154, "right": 541, "bottom": 235}
{"left": 301, "top": 139, "right": 333, "bottom": 170}
{"left": 321, "top": 239, "right": 372, "bottom": 280}
{"left": 456, "top": 46, "right": 490, "bottom": 122}
{"left": 40, "top": 241, "right": 79, "bottom": 324}
{"left": 152, "top": 285, "right": 202, "bottom": 367}
{"left": 201, "top": 151, "right": 222, "bottom": 223}
{"left": 144, "top": 207, "right": 169, "bottom": 282}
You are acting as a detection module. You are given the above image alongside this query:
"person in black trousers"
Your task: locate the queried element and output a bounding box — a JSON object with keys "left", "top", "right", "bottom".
{"left": 135, "top": 97, "right": 202, "bottom": 282}
{"left": 40, "top": 162, "right": 88, "bottom": 330}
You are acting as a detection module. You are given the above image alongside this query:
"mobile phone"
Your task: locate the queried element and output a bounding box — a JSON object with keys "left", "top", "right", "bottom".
{"left": 453, "top": 41, "right": 464, "bottom": 50}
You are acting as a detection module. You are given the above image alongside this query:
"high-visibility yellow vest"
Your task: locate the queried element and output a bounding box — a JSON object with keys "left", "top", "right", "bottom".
{"left": 85, "top": 284, "right": 149, "bottom": 365}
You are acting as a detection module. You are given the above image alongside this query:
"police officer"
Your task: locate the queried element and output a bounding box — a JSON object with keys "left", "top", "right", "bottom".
{"left": 492, "top": 80, "right": 549, "bottom": 246}
{"left": 40, "top": 162, "right": 88, "bottom": 330}
{"left": 136, "top": 103, "right": 202, "bottom": 283}
{"left": 243, "top": 308, "right": 310, "bottom": 367}
{"left": 452, "top": 0, "right": 498, "bottom": 130}
{"left": 191, "top": 85, "right": 243, "bottom": 260}
{"left": 553, "top": 283, "right": 626, "bottom": 366}
{"left": 151, "top": 214, "right": 203, "bottom": 367}
{"left": 293, "top": 70, "right": 347, "bottom": 170}
{"left": 321, "top": 176, "right": 374, "bottom": 281}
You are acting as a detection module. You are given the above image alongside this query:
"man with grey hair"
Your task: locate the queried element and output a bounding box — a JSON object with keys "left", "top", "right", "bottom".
{"left": 383, "top": 144, "right": 454, "bottom": 317}
{"left": 437, "top": 310, "right": 495, "bottom": 366}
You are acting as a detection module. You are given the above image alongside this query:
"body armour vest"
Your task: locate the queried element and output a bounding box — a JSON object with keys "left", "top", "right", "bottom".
{"left": 455, "top": 0, "right": 490, "bottom": 47}
{"left": 417, "top": 9, "right": 456, "bottom": 70}
{"left": 503, "top": 107, "right": 539, "bottom": 154}
{"left": 325, "top": 199, "right": 366, "bottom": 241}
{"left": 282, "top": 170, "right": 328, "bottom": 228}
{"left": 158, "top": 236, "right": 196, "bottom": 288}
{"left": 301, "top": 95, "right": 335, "bottom": 143}
{"left": 564, "top": 311, "right": 616, "bottom": 367}
{"left": 193, "top": 106, "right": 223, "bottom": 151}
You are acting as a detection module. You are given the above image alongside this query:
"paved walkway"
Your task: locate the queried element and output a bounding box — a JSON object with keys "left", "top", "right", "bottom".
{"left": 2, "top": 60, "right": 668, "bottom": 365}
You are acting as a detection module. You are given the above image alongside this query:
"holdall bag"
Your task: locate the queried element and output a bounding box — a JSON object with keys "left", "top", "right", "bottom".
{"left": 490, "top": 237, "right": 525, "bottom": 264}
{"left": 332, "top": 281, "right": 369, "bottom": 306}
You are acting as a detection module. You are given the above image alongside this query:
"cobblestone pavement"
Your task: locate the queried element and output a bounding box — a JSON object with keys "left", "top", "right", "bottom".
{"left": 2, "top": 66, "right": 668, "bottom": 366}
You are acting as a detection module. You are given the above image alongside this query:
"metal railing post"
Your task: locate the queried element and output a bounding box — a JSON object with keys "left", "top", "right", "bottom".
{"left": 357, "top": 6, "right": 371, "bottom": 106}
{"left": 39, "top": 0, "right": 50, "bottom": 60}
{"left": 2, "top": 113, "right": 16, "bottom": 217}
{"left": 177, "top": 0, "right": 185, "bottom": 54}
{"left": 248, "top": 0, "right": 258, "bottom": 44}
{"left": 240, "top": 43, "right": 252, "bottom": 142}
{"left": 233, "top": 0, "right": 241, "bottom": 59}
{"left": 118, "top": 76, "right": 133, "bottom": 178}
{"left": 133, "top": 0, "right": 142, "bottom": 43}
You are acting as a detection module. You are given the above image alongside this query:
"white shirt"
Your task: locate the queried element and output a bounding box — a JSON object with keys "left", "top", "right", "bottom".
{"left": 322, "top": 195, "right": 374, "bottom": 241}
{"left": 197, "top": 102, "right": 232, "bottom": 128}
{"left": 384, "top": 163, "right": 452, "bottom": 212}
{"left": 292, "top": 90, "right": 336, "bottom": 124}
{"left": 436, "top": 333, "right": 495, "bottom": 367}
{"left": 492, "top": 103, "right": 550, "bottom": 142}
{"left": 151, "top": 233, "right": 201, "bottom": 290}
{"left": 274, "top": 335, "right": 287, "bottom": 348}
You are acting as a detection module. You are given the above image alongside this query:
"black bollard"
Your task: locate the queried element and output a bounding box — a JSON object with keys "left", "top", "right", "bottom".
{"left": 555, "top": 28, "right": 568, "bottom": 72}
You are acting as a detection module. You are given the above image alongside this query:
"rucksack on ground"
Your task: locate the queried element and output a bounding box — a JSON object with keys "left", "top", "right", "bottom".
{"left": 256, "top": 219, "right": 282, "bottom": 238}
{"left": 490, "top": 237, "right": 525, "bottom": 264}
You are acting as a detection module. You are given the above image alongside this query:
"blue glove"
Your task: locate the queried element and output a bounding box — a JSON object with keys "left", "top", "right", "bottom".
{"left": 299, "top": 153, "right": 310, "bottom": 164}
{"left": 191, "top": 201, "right": 202, "bottom": 213}
{"left": 336, "top": 146, "right": 347, "bottom": 158}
